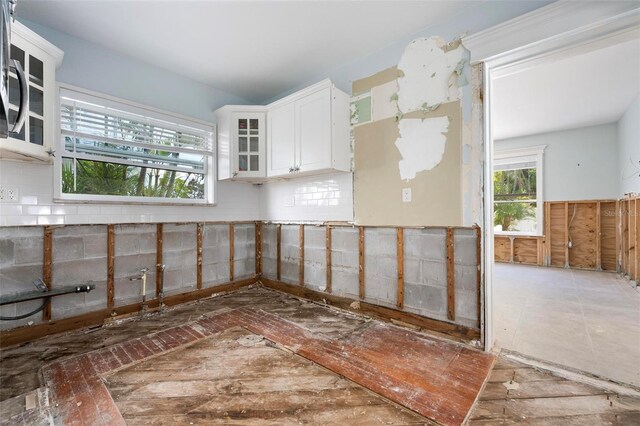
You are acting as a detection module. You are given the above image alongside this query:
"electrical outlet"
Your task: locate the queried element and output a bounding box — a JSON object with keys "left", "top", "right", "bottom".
{"left": 402, "top": 188, "right": 412, "bottom": 203}
{"left": 7, "top": 187, "right": 18, "bottom": 201}
{"left": 0, "top": 187, "right": 19, "bottom": 202}
{"left": 284, "top": 195, "right": 295, "bottom": 207}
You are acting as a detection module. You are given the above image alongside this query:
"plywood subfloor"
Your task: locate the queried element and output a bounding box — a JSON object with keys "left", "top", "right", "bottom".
{"left": 106, "top": 327, "right": 427, "bottom": 425}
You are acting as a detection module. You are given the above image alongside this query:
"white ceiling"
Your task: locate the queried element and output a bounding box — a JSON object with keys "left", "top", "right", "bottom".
{"left": 18, "top": 0, "right": 493, "bottom": 103}
{"left": 493, "top": 38, "right": 640, "bottom": 140}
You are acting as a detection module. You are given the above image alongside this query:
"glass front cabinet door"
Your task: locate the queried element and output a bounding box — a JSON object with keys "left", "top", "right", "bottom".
{"left": 232, "top": 112, "right": 265, "bottom": 179}
{"left": 214, "top": 105, "right": 266, "bottom": 181}
{"left": 0, "top": 22, "right": 63, "bottom": 162}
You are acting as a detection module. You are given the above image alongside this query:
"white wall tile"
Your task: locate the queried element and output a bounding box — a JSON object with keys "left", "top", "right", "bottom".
{"left": 0, "top": 160, "right": 261, "bottom": 226}
{"left": 259, "top": 172, "right": 354, "bottom": 222}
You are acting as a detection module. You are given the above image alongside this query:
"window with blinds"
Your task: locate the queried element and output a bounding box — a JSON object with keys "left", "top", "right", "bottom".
{"left": 57, "top": 86, "right": 215, "bottom": 203}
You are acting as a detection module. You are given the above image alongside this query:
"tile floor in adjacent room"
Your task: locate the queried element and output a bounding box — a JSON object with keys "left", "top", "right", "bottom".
{"left": 493, "top": 263, "right": 640, "bottom": 387}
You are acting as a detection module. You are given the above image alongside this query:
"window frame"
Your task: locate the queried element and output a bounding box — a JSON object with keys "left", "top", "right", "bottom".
{"left": 493, "top": 145, "right": 545, "bottom": 236}
{"left": 54, "top": 83, "right": 217, "bottom": 206}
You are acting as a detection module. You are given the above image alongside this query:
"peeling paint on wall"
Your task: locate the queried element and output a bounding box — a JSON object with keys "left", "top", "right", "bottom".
{"left": 395, "top": 117, "right": 450, "bottom": 181}
{"left": 396, "top": 37, "right": 466, "bottom": 114}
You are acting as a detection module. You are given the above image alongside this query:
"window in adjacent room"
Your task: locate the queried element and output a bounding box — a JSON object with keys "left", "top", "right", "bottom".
{"left": 56, "top": 85, "right": 215, "bottom": 204}
{"left": 493, "top": 146, "right": 545, "bottom": 235}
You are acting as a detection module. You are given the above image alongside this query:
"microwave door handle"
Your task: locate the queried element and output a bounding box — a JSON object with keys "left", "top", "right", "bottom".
{"left": 10, "top": 59, "right": 28, "bottom": 134}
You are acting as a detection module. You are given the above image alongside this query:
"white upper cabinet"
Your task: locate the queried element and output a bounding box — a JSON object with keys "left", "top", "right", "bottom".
{"left": 267, "top": 101, "right": 295, "bottom": 176}
{"left": 215, "top": 79, "right": 350, "bottom": 182}
{"left": 214, "top": 106, "right": 266, "bottom": 181}
{"left": 267, "top": 79, "right": 350, "bottom": 178}
{"left": 0, "top": 22, "right": 64, "bottom": 162}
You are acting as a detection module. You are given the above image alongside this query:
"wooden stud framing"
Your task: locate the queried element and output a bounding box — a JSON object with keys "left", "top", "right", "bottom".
{"left": 595, "top": 202, "right": 602, "bottom": 271}
{"left": 359, "top": 226, "right": 365, "bottom": 299}
{"left": 42, "top": 226, "right": 53, "bottom": 321}
{"left": 616, "top": 200, "right": 621, "bottom": 272}
{"left": 255, "top": 222, "right": 262, "bottom": 277}
{"left": 299, "top": 225, "right": 305, "bottom": 286}
{"left": 156, "top": 224, "right": 163, "bottom": 298}
{"left": 196, "top": 223, "right": 203, "bottom": 290}
{"left": 229, "top": 223, "right": 235, "bottom": 282}
{"left": 276, "top": 224, "right": 282, "bottom": 281}
{"left": 564, "top": 202, "right": 570, "bottom": 268}
{"left": 446, "top": 227, "right": 455, "bottom": 321}
{"left": 107, "top": 225, "right": 115, "bottom": 309}
{"left": 396, "top": 228, "right": 404, "bottom": 309}
{"left": 325, "top": 226, "right": 332, "bottom": 294}
{"left": 509, "top": 236, "right": 515, "bottom": 263}
{"left": 544, "top": 202, "right": 551, "bottom": 266}
{"left": 475, "top": 226, "right": 482, "bottom": 327}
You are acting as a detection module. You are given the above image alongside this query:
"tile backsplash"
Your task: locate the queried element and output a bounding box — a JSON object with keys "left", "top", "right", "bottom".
{"left": 260, "top": 172, "right": 354, "bottom": 222}
{"left": 0, "top": 160, "right": 261, "bottom": 226}
{"left": 0, "top": 160, "right": 354, "bottom": 226}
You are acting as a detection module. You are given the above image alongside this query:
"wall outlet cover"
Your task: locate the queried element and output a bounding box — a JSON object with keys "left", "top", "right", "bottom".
{"left": 0, "top": 187, "right": 19, "bottom": 202}
{"left": 402, "top": 188, "right": 412, "bottom": 203}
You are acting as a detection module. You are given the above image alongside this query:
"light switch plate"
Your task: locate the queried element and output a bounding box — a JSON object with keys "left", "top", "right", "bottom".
{"left": 402, "top": 188, "right": 411, "bottom": 203}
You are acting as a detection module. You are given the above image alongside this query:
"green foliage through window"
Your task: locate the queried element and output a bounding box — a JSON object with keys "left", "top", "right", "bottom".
{"left": 494, "top": 167, "right": 537, "bottom": 232}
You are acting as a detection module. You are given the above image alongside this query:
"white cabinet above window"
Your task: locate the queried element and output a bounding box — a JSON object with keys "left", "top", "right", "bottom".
{"left": 214, "top": 106, "right": 266, "bottom": 181}
{"left": 0, "top": 22, "right": 64, "bottom": 162}
{"left": 214, "top": 79, "right": 350, "bottom": 182}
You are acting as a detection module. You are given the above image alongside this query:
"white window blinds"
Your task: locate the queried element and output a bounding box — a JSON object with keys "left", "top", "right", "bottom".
{"left": 60, "top": 87, "right": 214, "bottom": 173}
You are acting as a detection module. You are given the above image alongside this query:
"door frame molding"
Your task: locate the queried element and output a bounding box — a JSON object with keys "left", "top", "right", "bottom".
{"left": 462, "top": 1, "right": 640, "bottom": 351}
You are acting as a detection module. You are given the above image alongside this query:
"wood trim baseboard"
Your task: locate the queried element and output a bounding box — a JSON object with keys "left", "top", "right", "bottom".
{"left": 0, "top": 277, "right": 257, "bottom": 348}
{"left": 260, "top": 278, "right": 480, "bottom": 342}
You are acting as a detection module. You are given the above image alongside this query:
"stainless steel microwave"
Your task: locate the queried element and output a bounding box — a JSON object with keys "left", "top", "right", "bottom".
{"left": 1, "top": 0, "right": 27, "bottom": 139}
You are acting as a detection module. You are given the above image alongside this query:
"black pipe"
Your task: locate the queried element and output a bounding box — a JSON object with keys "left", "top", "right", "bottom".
{"left": 0, "top": 284, "right": 95, "bottom": 306}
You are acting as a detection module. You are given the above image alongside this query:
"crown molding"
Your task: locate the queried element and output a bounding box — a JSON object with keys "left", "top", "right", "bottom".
{"left": 13, "top": 21, "right": 65, "bottom": 68}
{"left": 463, "top": 1, "right": 640, "bottom": 65}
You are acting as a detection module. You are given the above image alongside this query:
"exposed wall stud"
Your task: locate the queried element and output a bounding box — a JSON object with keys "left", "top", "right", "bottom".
{"left": 299, "top": 224, "right": 305, "bottom": 286}
{"left": 475, "top": 226, "right": 482, "bottom": 327}
{"left": 42, "top": 226, "right": 53, "bottom": 321}
{"left": 446, "top": 227, "right": 455, "bottom": 321}
{"left": 156, "top": 224, "right": 163, "bottom": 298}
{"left": 396, "top": 227, "right": 404, "bottom": 309}
{"left": 229, "top": 223, "right": 235, "bottom": 281}
{"left": 276, "top": 224, "right": 282, "bottom": 281}
{"left": 359, "top": 226, "right": 365, "bottom": 299}
{"left": 196, "top": 223, "right": 203, "bottom": 289}
{"left": 326, "top": 226, "right": 332, "bottom": 293}
{"left": 596, "top": 202, "right": 602, "bottom": 271}
{"left": 107, "top": 225, "right": 115, "bottom": 309}
{"left": 255, "top": 222, "right": 262, "bottom": 277}
{"left": 564, "top": 202, "right": 570, "bottom": 268}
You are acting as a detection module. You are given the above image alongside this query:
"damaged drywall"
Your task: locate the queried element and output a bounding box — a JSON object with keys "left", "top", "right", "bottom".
{"left": 395, "top": 116, "right": 450, "bottom": 181}
{"left": 396, "top": 37, "right": 467, "bottom": 114}
{"left": 352, "top": 35, "right": 480, "bottom": 227}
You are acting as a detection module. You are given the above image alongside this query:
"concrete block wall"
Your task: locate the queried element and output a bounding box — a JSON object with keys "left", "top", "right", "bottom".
{"left": 261, "top": 224, "right": 278, "bottom": 280}
{"left": 330, "top": 227, "right": 360, "bottom": 299}
{"left": 114, "top": 224, "right": 157, "bottom": 306}
{"left": 453, "top": 229, "right": 480, "bottom": 327}
{"left": 233, "top": 224, "right": 256, "bottom": 280}
{"left": 51, "top": 225, "right": 108, "bottom": 320}
{"left": 280, "top": 225, "right": 300, "bottom": 285}
{"left": 259, "top": 224, "right": 480, "bottom": 330}
{"left": 363, "top": 228, "right": 397, "bottom": 308}
{"left": 403, "top": 229, "right": 448, "bottom": 324}
{"left": 163, "top": 224, "right": 198, "bottom": 296}
{"left": 0, "top": 227, "right": 45, "bottom": 330}
{"left": 303, "top": 226, "right": 326, "bottom": 291}
{"left": 202, "top": 224, "right": 230, "bottom": 287}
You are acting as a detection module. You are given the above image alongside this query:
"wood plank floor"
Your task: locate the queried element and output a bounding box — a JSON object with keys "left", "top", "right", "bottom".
{"left": 1, "top": 286, "right": 639, "bottom": 425}
{"left": 106, "top": 327, "right": 427, "bottom": 425}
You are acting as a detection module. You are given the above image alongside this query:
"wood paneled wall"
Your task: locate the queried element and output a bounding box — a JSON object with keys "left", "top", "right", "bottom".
{"left": 495, "top": 197, "right": 639, "bottom": 284}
